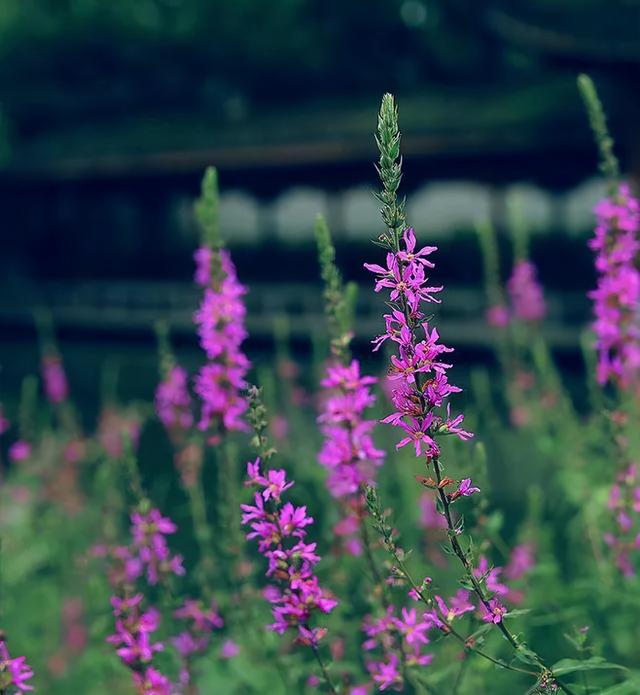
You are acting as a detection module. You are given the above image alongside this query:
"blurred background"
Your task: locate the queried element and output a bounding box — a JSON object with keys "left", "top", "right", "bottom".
{"left": 1, "top": 0, "right": 640, "bottom": 412}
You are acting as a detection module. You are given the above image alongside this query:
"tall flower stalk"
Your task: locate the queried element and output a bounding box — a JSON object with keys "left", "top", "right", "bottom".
{"left": 191, "top": 167, "right": 251, "bottom": 586}
{"left": 315, "top": 216, "right": 385, "bottom": 557}
{"left": 193, "top": 167, "right": 250, "bottom": 434}
{"left": 365, "top": 93, "right": 575, "bottom": 694}
{"left": 242, "top": 386, "right": 338, "bottom": 694}
{"left": 578, "top": 74, "right": 640, "bottom": 392}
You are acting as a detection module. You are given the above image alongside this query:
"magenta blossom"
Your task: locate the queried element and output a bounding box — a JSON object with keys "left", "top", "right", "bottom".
{"left": 365, "top": 227, "right": 471, "bottom": 462}
{"left": 220, "top": 639, "right": 240, "bottom": 659}
{"left": 486, "top": 304, "right": 510, "bottom": 328}
{"left": 193, "top": 247, "right": 250, "bottom": 432}
{"left": 507, "top": 260, "right": 546, "bottom": 323}
{"left": 481, "top": 598, "right": 507, "bottom": 624}
{"left": 41, "top": 354, "right": 69, "bottom": 404}
{"left": 155, "top": 365, "right": 193, "bottom": 432}
{"left": 0, "top": 638, "right": 34, "bottom": 692}
{"left": 588, "top": 183, "right": 640, "bottom": 388}
{"left": 241, "top": 458, "right": 336, "bottom": 642}
{"left": 8, "top": 440, "right": 31, "bottom": 463}
{"left": 318, "top": 359, "right": 385, "bottom": 554}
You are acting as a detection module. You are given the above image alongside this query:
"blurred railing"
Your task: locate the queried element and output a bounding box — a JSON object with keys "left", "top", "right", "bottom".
{"left": 0, "top": 280, "right": 590, "bottom": 349}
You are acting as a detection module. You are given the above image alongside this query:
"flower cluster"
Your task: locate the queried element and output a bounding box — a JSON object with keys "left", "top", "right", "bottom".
{"left": 588, "top": 183, "right": 640, "bottom": 388}
{"left": 363, "top": 605, "right": 433, "bottom": 691}
{"left": 193, "top": 247, "right": 250, "bottom": 432}
{"left": 365, "top": 228, "right": 471, "bottom": 462}
{"left": 104, "top": 509, "right": 185, "bottom": 693}
{"left": 471, "top": 545, "right": 536, "bottom": 616}
{"left": 107, "top": 594, "right": 171, "bottom": 695}
{"left": 364, "top": 589, "right": 473, "bottom": 691}
{"left": 0, "top": 637, "right": 34, "bottom": 693}
{"left": 41, "top": 354, "right": 69, "bottom": 404}
{"left": 129, "top": 509, "right": 186, "bottom": 586}
{"left": 155, "top": 365, "right": 193, "bottom": 433}
{"left": 8, "top": 441, "right": 31, "bottom": 463}
{"left": 605, "top": 464, "right": 640, "bottom": 577}
{"left": 173, "top": 599, "right": 224, "bottom": 687}
{"left": 486, "top": 304, "right": 510, "bottom": 329}
{"left": 318, "top": 360, "right": 385, "bottom": 555}
{"left": 506, "top": 260, "right": 547, "bottom": 323}
{"left": 241, "top": 458, "right": 337, "bottom": 642}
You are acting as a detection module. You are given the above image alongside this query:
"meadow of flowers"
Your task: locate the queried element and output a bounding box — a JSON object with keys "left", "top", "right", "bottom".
{"left": 2, "top": 76, "right": 640, "bottom": 694}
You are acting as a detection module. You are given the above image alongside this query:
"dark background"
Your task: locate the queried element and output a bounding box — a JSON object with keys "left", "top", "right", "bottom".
{"left": 1, "top": 0, "right": 639, "bottom": 406}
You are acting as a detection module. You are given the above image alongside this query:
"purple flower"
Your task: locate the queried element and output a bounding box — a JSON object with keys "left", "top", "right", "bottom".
{"left": 588, "top": 183, "right": 640, "bottom": 388}
{"left": 193, "top": 248, "right": 250, "bottom": 432}
{"left": 132, "top": 666, "right": 172, "bottom": 695}
{"left": 394, "top": 607, "right": 430, "bottom": 646}
{"left": 241, "top": 458, "right": 336, "bottom": 642}
{"left": 41, "top": 354, "right": 69, "bottom": 404}
{"left": 365, "top": 226, "right": 471, "bottom": 461}
{"left": 481, "top": 598, "right": 506, "bottom": 624}
{"left": 507, "top": 260, "right": 546, "bottom": 323}
{"left": 8, "top": 440, "right": 31, "bottom": 463}
{"left": 155, "top": 365, "right": 193, "bottom": 432}
{"left": 0, "top": 638, "right": 34, "bottom": 692}
{"left": 220, "top": 639, "right": 240, "bottom": 659}
{"left": 368, "top": 652, "right": 402, "bottom": 691}
{"left": 318, "top": 359, "right": 385, "bottom": 552}
{"left": 457, "top": 478, "right": 480, "bottom": 498}
{"left": 505, "top": 544, "right": 535, "bottom": 581}
{"left": 486, "top": 304, "right": 510, "bottom": 328}
{"left": 429, "top": 590, "right": 475, "bottom": 626}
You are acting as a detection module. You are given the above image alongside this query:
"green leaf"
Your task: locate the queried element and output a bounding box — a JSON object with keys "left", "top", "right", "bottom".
{"left": 504, "top": 609, "right": 532, "bottom": 619}
{"left": 552, "top": 657, "right": 627, "bottom": 677}
{"left": 598, "top": 678, "right": 640, "bottom": 694}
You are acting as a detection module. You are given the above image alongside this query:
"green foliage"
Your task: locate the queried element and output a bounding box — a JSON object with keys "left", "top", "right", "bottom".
{"left": 195, "top": 166, "right": 221, "bottom": 250}
{"left": 375, "top": 93, "right": 406, "bottom": 241}
{"left": 314, "top": 214, "right": 355, "bottom": 361}
{"left": 577, "top": 74, "right": 620, "bottom": 191}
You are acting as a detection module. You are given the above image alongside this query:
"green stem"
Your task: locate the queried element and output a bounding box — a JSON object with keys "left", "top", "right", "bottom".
{"left": 311, "top": 642, "right": 338, "bottom": 695}
{"left": 432, "top": 458, "right": 576, "bottom": 695}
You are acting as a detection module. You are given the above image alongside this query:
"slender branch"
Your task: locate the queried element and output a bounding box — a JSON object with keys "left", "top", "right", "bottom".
{"left": 311, "top": 641, "right": 338, "bottom": 695}
{"left": 431, "top": 459, "right": 577, "bottom": 695}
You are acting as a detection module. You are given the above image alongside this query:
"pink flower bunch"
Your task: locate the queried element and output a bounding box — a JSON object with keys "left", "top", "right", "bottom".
{"left": 363, "top": 605, "right": 435, "bottom": 691}
{"left": 173, "top": 598, "right": 224, "bottom": 658}
{"left": 0, "top": 637, "right": 34, "bottom": 692}
{"left": 588, "top": 183, "right": 640, "bottom": 388}
{"left": 506, "top": 260, "right": 547, "bottom": 323}
{"left": 365, "top": 228, "right": 472, "bottom": 462}
{"left": 107, "top": 594, "right": 171, "bottom": 695}
{"left": 104, "top": 510, "right": 185, "bottom": 587}
{"left": 8, "top": 441, "right": 31, "bottom": 463}
{"left": 193, "top": 247, "right": 250, "bottom": 432}
{"left": 486, "top": 304, "right": 510, "bottom": 329}
{"left": 418, "top": 493, "right": 447, "bottom": 531}
{"left": 129, "top": 509, "right": 186, "bottom": 586}
{"left": 241, "top": 458, "right": 337, "bottom": 642}
{"left": 604, "top": 464, "right": 640, "bottom": 577}
{"left": 41, "top": 354, "right": 69, "bottom": 404}
{"left": 474, "top": 546, "right": 535, "bottom": 607}
{"left": 155, "top": 365, "right": 193, "bottom": 432}
{"left": 423, "top": 589, "right": 475, "bottom": 629}
{"left": 172, "top": 599, "right": 224, "bottom": 687}
{"left": 318, "top": 360, "right": 385, "bottom": 555}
